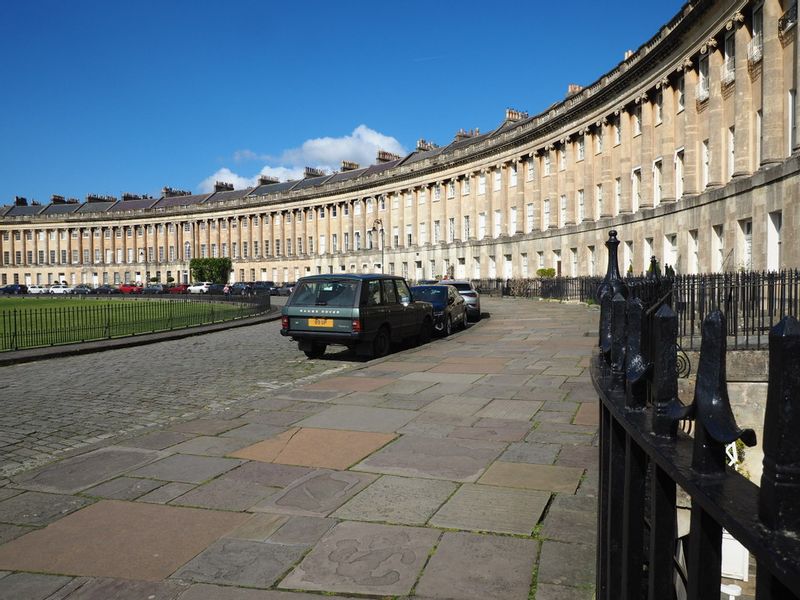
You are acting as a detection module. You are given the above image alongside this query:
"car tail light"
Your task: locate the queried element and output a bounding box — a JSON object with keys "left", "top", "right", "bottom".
{"left": 281, "top": 316, "right": 289, "bottom": 329}
{"left": 352, "top": 319, "right": 362, "bottom": 333}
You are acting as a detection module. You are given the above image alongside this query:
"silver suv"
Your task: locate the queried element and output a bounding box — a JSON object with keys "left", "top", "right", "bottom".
{"left": 438, "top": 279, "right": 481, "bottom": 321}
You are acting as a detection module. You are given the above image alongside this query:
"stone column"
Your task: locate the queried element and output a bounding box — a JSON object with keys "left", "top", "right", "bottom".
{"left": 761, "top": 0, "right": 785, "bottom": 165}
{"left": 682, "top": 59, "right": 700, "bottom": 194}
{"left": 706, "top": 38, "right": 726, "bottom": 187}
{"left": 660, "top": 80, "right": 677, "bottom": 202}
{"left": 639, "top": 95, "right": 655, "bottom": 208}
{"left": 733, "top": 12, "right": 753, "bottom": 176}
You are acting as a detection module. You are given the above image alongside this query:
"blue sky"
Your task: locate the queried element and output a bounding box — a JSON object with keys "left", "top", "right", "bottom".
{"left": 0, "top": 0, "right": 684, "bottom": 203}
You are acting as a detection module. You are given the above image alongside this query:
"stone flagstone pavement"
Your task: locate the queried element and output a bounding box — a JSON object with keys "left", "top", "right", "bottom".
{"left": 0, "top": 297, "right": 599, "bottom": 600}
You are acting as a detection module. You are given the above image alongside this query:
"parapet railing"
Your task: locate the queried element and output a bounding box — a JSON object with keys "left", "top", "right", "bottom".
{"left": 0, "top": 293, "right": 271, "bottom": 352}
{"left": 592, "top": 230, "right": 800, "bottom": 599}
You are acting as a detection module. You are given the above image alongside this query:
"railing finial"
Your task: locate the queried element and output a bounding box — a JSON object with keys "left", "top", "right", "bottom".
{"left": 689, "top": 310, "right": 756, "bottom": 475}
{"left": 646, "top": 256, "right": 661, "bottom": 281}
{"left": 651, "top": 303, "right": 687, "bottom": 436}
{"left": 759, "top": 315, "right": 800, "bottom": 533}
{"left": 596, "top": 230, "right": 628, "bottom": 302}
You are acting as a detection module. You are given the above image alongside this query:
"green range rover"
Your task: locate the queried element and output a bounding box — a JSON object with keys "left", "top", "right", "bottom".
{"left": 280, "top": 274, "right": 434, "bottom": 359}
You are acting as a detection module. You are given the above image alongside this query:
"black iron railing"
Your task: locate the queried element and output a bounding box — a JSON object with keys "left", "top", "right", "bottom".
{"left": 593, "top": 230, "right": 800, "bottom": 599}
{"left": 0, "top": 294, "right": 271, "bottom": 351}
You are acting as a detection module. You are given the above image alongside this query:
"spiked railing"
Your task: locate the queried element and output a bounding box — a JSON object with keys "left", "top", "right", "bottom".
{"left": 592, "top": 230, "right": 800, "bottom": 599}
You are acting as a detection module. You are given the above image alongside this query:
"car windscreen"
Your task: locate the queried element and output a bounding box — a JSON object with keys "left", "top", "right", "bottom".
{"left": 290, "top": 280, "right": 359, "bottom": 307}
{"left": 411, "top": 287, "right": 446, "bottom": 302}
{"left": 448, "top": 283, "right": 472, "bottom": 292}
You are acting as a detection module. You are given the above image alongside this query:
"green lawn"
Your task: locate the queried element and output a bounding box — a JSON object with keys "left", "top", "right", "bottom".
{"left": 0, "top": 296, "right": 250, "bottom": 351}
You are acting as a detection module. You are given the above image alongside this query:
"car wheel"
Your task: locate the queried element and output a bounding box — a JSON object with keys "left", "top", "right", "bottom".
{"left": 372, "top": 326, "right": 390, "bottom": 358}
{"left": 444, "top": 316, "right": 452, "bottom": 337}
{"left": 417, "top": 318, "right": 433, "bottom": 346}
{"left": 303, "top": 342, "right": 327, "bottom": 359}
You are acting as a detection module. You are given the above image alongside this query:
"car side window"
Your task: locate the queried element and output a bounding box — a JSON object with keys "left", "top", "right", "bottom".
{"left": 366, "top": 280, "right": 381, "bottom": 306}
{"left": 395, "top": 279, "right": 412, "bottom": 304}
{"left": 382, "top": 279, "right": 398, "bottom": 304}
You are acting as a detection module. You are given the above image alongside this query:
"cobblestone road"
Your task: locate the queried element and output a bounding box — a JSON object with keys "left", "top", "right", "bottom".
{"left": 0, "top": 311, "right": 357, "bottom": 478}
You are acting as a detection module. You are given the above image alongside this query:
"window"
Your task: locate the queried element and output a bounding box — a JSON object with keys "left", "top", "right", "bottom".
{"left": 509, "top": 207, "right": 517, "bottom": 235}
{"left": 478, "top": 174, "right": 486, "bottom": 194}
{"left": 478, "top": 212, "right": 486, "bottom": 239}
{"left": 712, "top": 225, "right": 724, "bottom": 272}
{"left": 571, "top": 248, "right": 578, "bottom": 276}
{"left": 319, "top": 207, "right": 325, "bottom": 218}
{"left": 509, "top": 164, "right": 517, "bottom": 187}
{"left": 332, "top": 205, "right": 338, "bottom": 218}
{"left": 544, "top": 153, "right": 551, "bottom": 175}
{"left": 723, "top": 31, "right": 736, "bottom": 84}
{"left": 577, "top": 190, "right": 585, "bottom": 223}
{"left": 184, "top": 242, "right": 191, "bottom": 260}
{"left": 462, "top": 177, "right": 471, "bottom": 195}
{"left": 354, "top": 201, "right": 361, "bottom": 216}
{"left": 447, "top": 181, "right": 455, "bottom": 198}
{"left": 676, "top": 75, "right": 685, "bottom": 112}
{"left": 319, "top": 234, "right": 325, "bottom": 255}
{"left": 463, "top": 215, "right": 471, "bottom": 239}
{"left": 344, "top": 232, "right": 349, "bottom": 252}
{"left": 433, "top": 185, "right": 441, "bottom": 201}
{"left": 697, "top": 55, "right": 709, "bottom": 101}
{"left": 655, "top": 90, "right": 663, "bottom": 124}
{"left": 366, "top": 198, "right": 373, "bottom": 213}
{"left": 767, "top": 211, "right": 782, "bottom": 271}
{"left": 243, "top": 241, "right": 249, "bottom": 258}
{"left": 405, "top": 224, "right": 412, "bottom": 246}
{"left": 543, "top": 199, "right": 550, "bottom": 229}
{"left": 521, "top": 253, "right": 529, "bottom": 277}
{"left": 688, "top": 230, "right": 699, "bottom": 274}
{"left": 392, "top": 194, "right": 398, "bottom": 209}
{"left": 559, "top": 195, "right": 567, "bottom": 227}
{"left": 558, "top": 147, "right": 566, "bottom": 170}
{"left": 405, "top": 192, "right": 413, "bottom": 207}
{"left": 433, "top": 220, "right": 441, "bottom": 244}
{"left": 448, "top": 217, "right": 455, "bottom": 242}
{"left": 728, "top": 127, "right": 736, "bottom": 181}
{"left": 355, "top": 231, "right": 362, "bottom": 250}
{"left": 702, "top": 139, "right": 710, "bottom": 188}
{"left": 331, "top": 234, "right": 337, "bottom": 252}
{"left": 595, "top": 184, "right": 604, "bottom": 218}
{"left": 537, "top": 251, "right": 544, "bottom": 270}
{"left": 526, "top": 203, "right": 534, "bottom": 233}
{"left": 419, "top": 189, "right": 427, "bottom": 204}
{"left": 493, "top": 169, "right": 501, "bottom": 191}
{"left": 631, "top": 168, "right": 641, "bottom": 212}
{"left": 419, "top": 222, "right": 426, "bottom": 245}
{"left": 392, "top": 227, "right": 398, "bottom": 247}
{"left": 653, "top": 160, "right": 663, "bottom": 206}
{"left": 473, "top": 257, "right": 481, "bottom": 279}
{"left": 633, "top": 105, "right": 642, "bottom": 136}
{"left": 756, "top": 109, "right": 763, "bottom": 167}
{"left": 614, "top": 118, "right": 622, "bottom": 145}
{"left": 614, "top": 178, "right": 622, "bottom": 214}
{"left": 577, "top": 136, "right": 585, "bottom": 161}
{"left": 596, "top": 127, "right": 604, "bottom": 153}
{"left": 675, "top": 148, "right": 685, "bottom": 198}
{"left": 751, "top": 3, "right": 764, "bottom": 62}
{"left": 664, "top": 233, "right": 678, "bottom": 269}
{"left": 739, "top": 219, "right": 753, "bottom": 270}
{"left": 493, "top": 210, "right": 502, "bottom": 238}
{"left": 643, "top": 237, "right": 653, "bottom": 272}
{"left": 297, "top": 238, "right": 303, "bottom": 254}
{"left": 588, "top": 246, "right": 596, "bottom": 276}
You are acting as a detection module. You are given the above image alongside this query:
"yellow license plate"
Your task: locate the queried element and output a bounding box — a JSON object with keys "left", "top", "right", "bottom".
{"left": 308, "top": 318, "right": 334, "bottom": 327}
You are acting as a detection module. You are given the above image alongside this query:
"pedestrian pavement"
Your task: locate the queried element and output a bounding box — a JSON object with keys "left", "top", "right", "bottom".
{"left": 0, "top": 297, "right": 600, "bottom": 600}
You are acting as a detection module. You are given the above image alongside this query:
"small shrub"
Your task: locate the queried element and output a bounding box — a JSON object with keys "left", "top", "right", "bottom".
{"left": 536, "top": 268, "right": 556, "bottom": 278}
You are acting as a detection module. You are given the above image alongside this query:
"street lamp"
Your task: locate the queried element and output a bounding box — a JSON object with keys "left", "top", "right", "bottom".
{"left": 372, "top": 218, "right": 384, "bottom": 273}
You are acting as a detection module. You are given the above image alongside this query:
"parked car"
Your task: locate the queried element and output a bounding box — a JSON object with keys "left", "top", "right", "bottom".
{"left": 187, "top": 281, "right": 212, "bottom": 294}
{"left": 0, "top": 283, "right": 28, "bottom": 294}
{"left": 410, "top": 284, "right": 467, "bottom": 336}
{"left": 281, "top": 274, "right": 433, "bottom": 359}
{"left": 27, "top": 284, "right": 48, "bottom": 294}
{"left": 119, "top": 282, "right": 143, "bottom": 294}
{"left": 142, "top": 283, "right": 167, "bottom": 294}
{"left": 251, "top": 281, "right": 278, "bottom": 295}
{"left": 207, "top": 283, "right": 226, "bottom": 295}
{"left": 438, "top": 279, "right": 481, "bottom": 321}
{"left": 49, "top": 283, "right": 74, "bottom": 294}
{"left": 72, "top": 284, "right": 94, "bottom": 294}
{"left": 230, "top": 282, "right": 252, "bottom": 296}
{"left": 167, "top": 284, "right": 189, "bottom": 294}
{"left": 277, "top": 282, "right": 295, "bottom": 296}
{"left": 91, "top": 285, "right": 121, "bottom": 295}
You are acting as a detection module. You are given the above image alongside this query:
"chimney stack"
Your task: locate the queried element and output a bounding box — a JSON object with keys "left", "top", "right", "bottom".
{"left": 86, "top": 193, "right": 116, "bottom": 203}
{"left": 257, "top": 175, "right": 280, "bottom": 186}
{"left": 50, "top": 194, "right": 65, "bottom": 204}
{"left": 416, "top": 139, "right": 439, "bottom": 152}
{"left": 376, "top": 150, "right": 401, "bottom": 163}
{"left": 304, "top": 167, "right": 325, "bottom": 179}
{"left": 505, "top": 108, "right": 529, "bottom": 122}
{"left": 14, "top": 196, "right": 27, "bottom": 206}
{"left": 161, "top": 187, "right": 192, "bottom": 198}
{"left": 566, "top": 83, "right": 584, "bottom": 97}
{"left": 213, "top": 181, "right": 234, "bottom": 192}
{"left": 121, "top": 192, "right": 150, "bottom": 201}
{"left": 624, "top": 49, "right": 634, "bottom": 60}
{"left": 340, "top": 160, "right": 360, "bottom": 172}
{"left": 454, "top": 128, "right": 480, "bottom": 141}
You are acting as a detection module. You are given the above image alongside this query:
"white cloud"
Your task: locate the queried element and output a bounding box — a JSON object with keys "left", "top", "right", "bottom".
{"left": 198, "top": 125, "right": 406, "bottom": 193}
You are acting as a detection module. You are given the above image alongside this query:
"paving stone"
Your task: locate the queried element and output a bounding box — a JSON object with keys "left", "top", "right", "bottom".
{"left": 295, "top": 405, "right": 417, "bottom": 433}
{"left": 372, "top": 360, "right": 435, "bottom": 373}
{"left": 422, "top": 395, "right": 490, "bottom": 416}
{"left": 534, "top": 583, "right": 596, "bottom": 600}
{"left": 460, "top": 384, "right": 519, "bottom": 399}
{"left": 526, "top": 429, "right": 595, "bottom": 446}
{"left": 169, "top": 419, "right": 248, "bottom": 436}
{"left": 120, "top": 431, "right": 194, "bottom": 451}
{"left": 396, "top": 422, "right": 455, "bottom": 438}
{"left": 513, "top": 388, "right": 566, "bottom": 402}
{"left": 12, "top": 447, "right": 163, "bottom": 494}
{"left": 61, "top": 578, "right": 186, "bottom": 599}
{"left": 231, "top": 428, "right": 396, "bottom": 470}
{"left": 220, "top": 423, "right": 288, "bottom": 441}
{"left": 427, "top": 363, "right": 507, "bottom": 374}
{"left": 541, "top": 495, "right": 597, "bottom": 545}
{"left": 0, "top": 523, "right": 33, "bottom": 544}
{"left": 329, "top": 392, "right": 386, "bottom": 406}
{"left": 475, "top": 373, "right": 533, "bottom": 386}
{"left": 535, "top": 411, "right": 575, "bottom": 424}
{"left": 537, "top": 421, "right": 598, "bottom": 435}
{"left": 272, "top": 390, "right": 343, "bottom": 403}
{"left": 429, "top": 483, "right": 550, "bottom": 534}
{"left": 279, "top": 521, "right": 439, "bottom": 596}
{"left": 171, "top": 477, "right": 281, "bottom": 512}
{"left": 136, "top": 482, "right": 195, "bottom": 504}
{"left": 399, "top": 372, "right": 484, "bottom": 384}
{"left": 225, "top": 514, "right": 289, "bottom": 542}
{"left": 415, "top": 531, "right": 537, "bottom": 600}
{"left": 377, "top": 394, "right": 438, "bottom": 410}
{"left": 0, "top": 500, "right": 247, "bottom": 580}
{"left": 253, "top": 470, "right": 376, "bottom": 517}
{"left": 333, "top": 476, "right": 456, "bottom": 525}
{"left": 129, "top": 454, "right": 244, "bottom": 484}
{"left": 537, "top": 540, "right": 596, "bottom": 587}
{"left": 173, "top": 538, "right": 307, "bottom": 588}
{"left": 448, "top": 421, "right": 531, "bottom": 442}
{"left": 0, "top": 573, "right": 73, "bottom": 600}
{"left": 302, "top": 376, "right": 396, "bottom": 393}
{"left": 222, "top": 461, "right": 313, "bottom": 488}
{"left": 478, "top": 462, "right": 584, "bottom": 493}
{"left": 82, "top": 477, "right": 164, "bottom": 500}
{"left": 474, "top": 399, "right": 542, "bottom": 421}
{"left": 236, "top": 411, "right": 306, "bottom": 427}
{"left": 178, "top": 583, "right": 352, "bottom": 599}
{"left": 440, "top": 356, "right": 510, "bottom": 366}
{"left": 0, "top": 490, "right": 21, "bottom": 502}
{"left": 572, "top": 402, "right": 599, "bottom": 426}
{"left": 501, "top": 442, "right": 560, "bottom": 465}
{"left": 354, "top": 436, "right": 505, "bottom": 483}
{"left": 165, "top": 436, "right": 252, "bottom": 457}
{"left": 556, "top": 444, "right": 599, "bottom": 469}
{"left": 268, "top": 516, "right": 336, "bottom": 546}
{"left": 0, "top": 491, "right": 91, "bottom": 526}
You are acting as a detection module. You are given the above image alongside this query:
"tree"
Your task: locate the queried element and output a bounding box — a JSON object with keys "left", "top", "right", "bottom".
{"left": 190, "top": 258, "right": 232, "bottom": 283}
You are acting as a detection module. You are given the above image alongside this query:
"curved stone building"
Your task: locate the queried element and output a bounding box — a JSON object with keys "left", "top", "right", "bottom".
{"left": 1, "top": 0, "right": 798, "bottom": 287}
